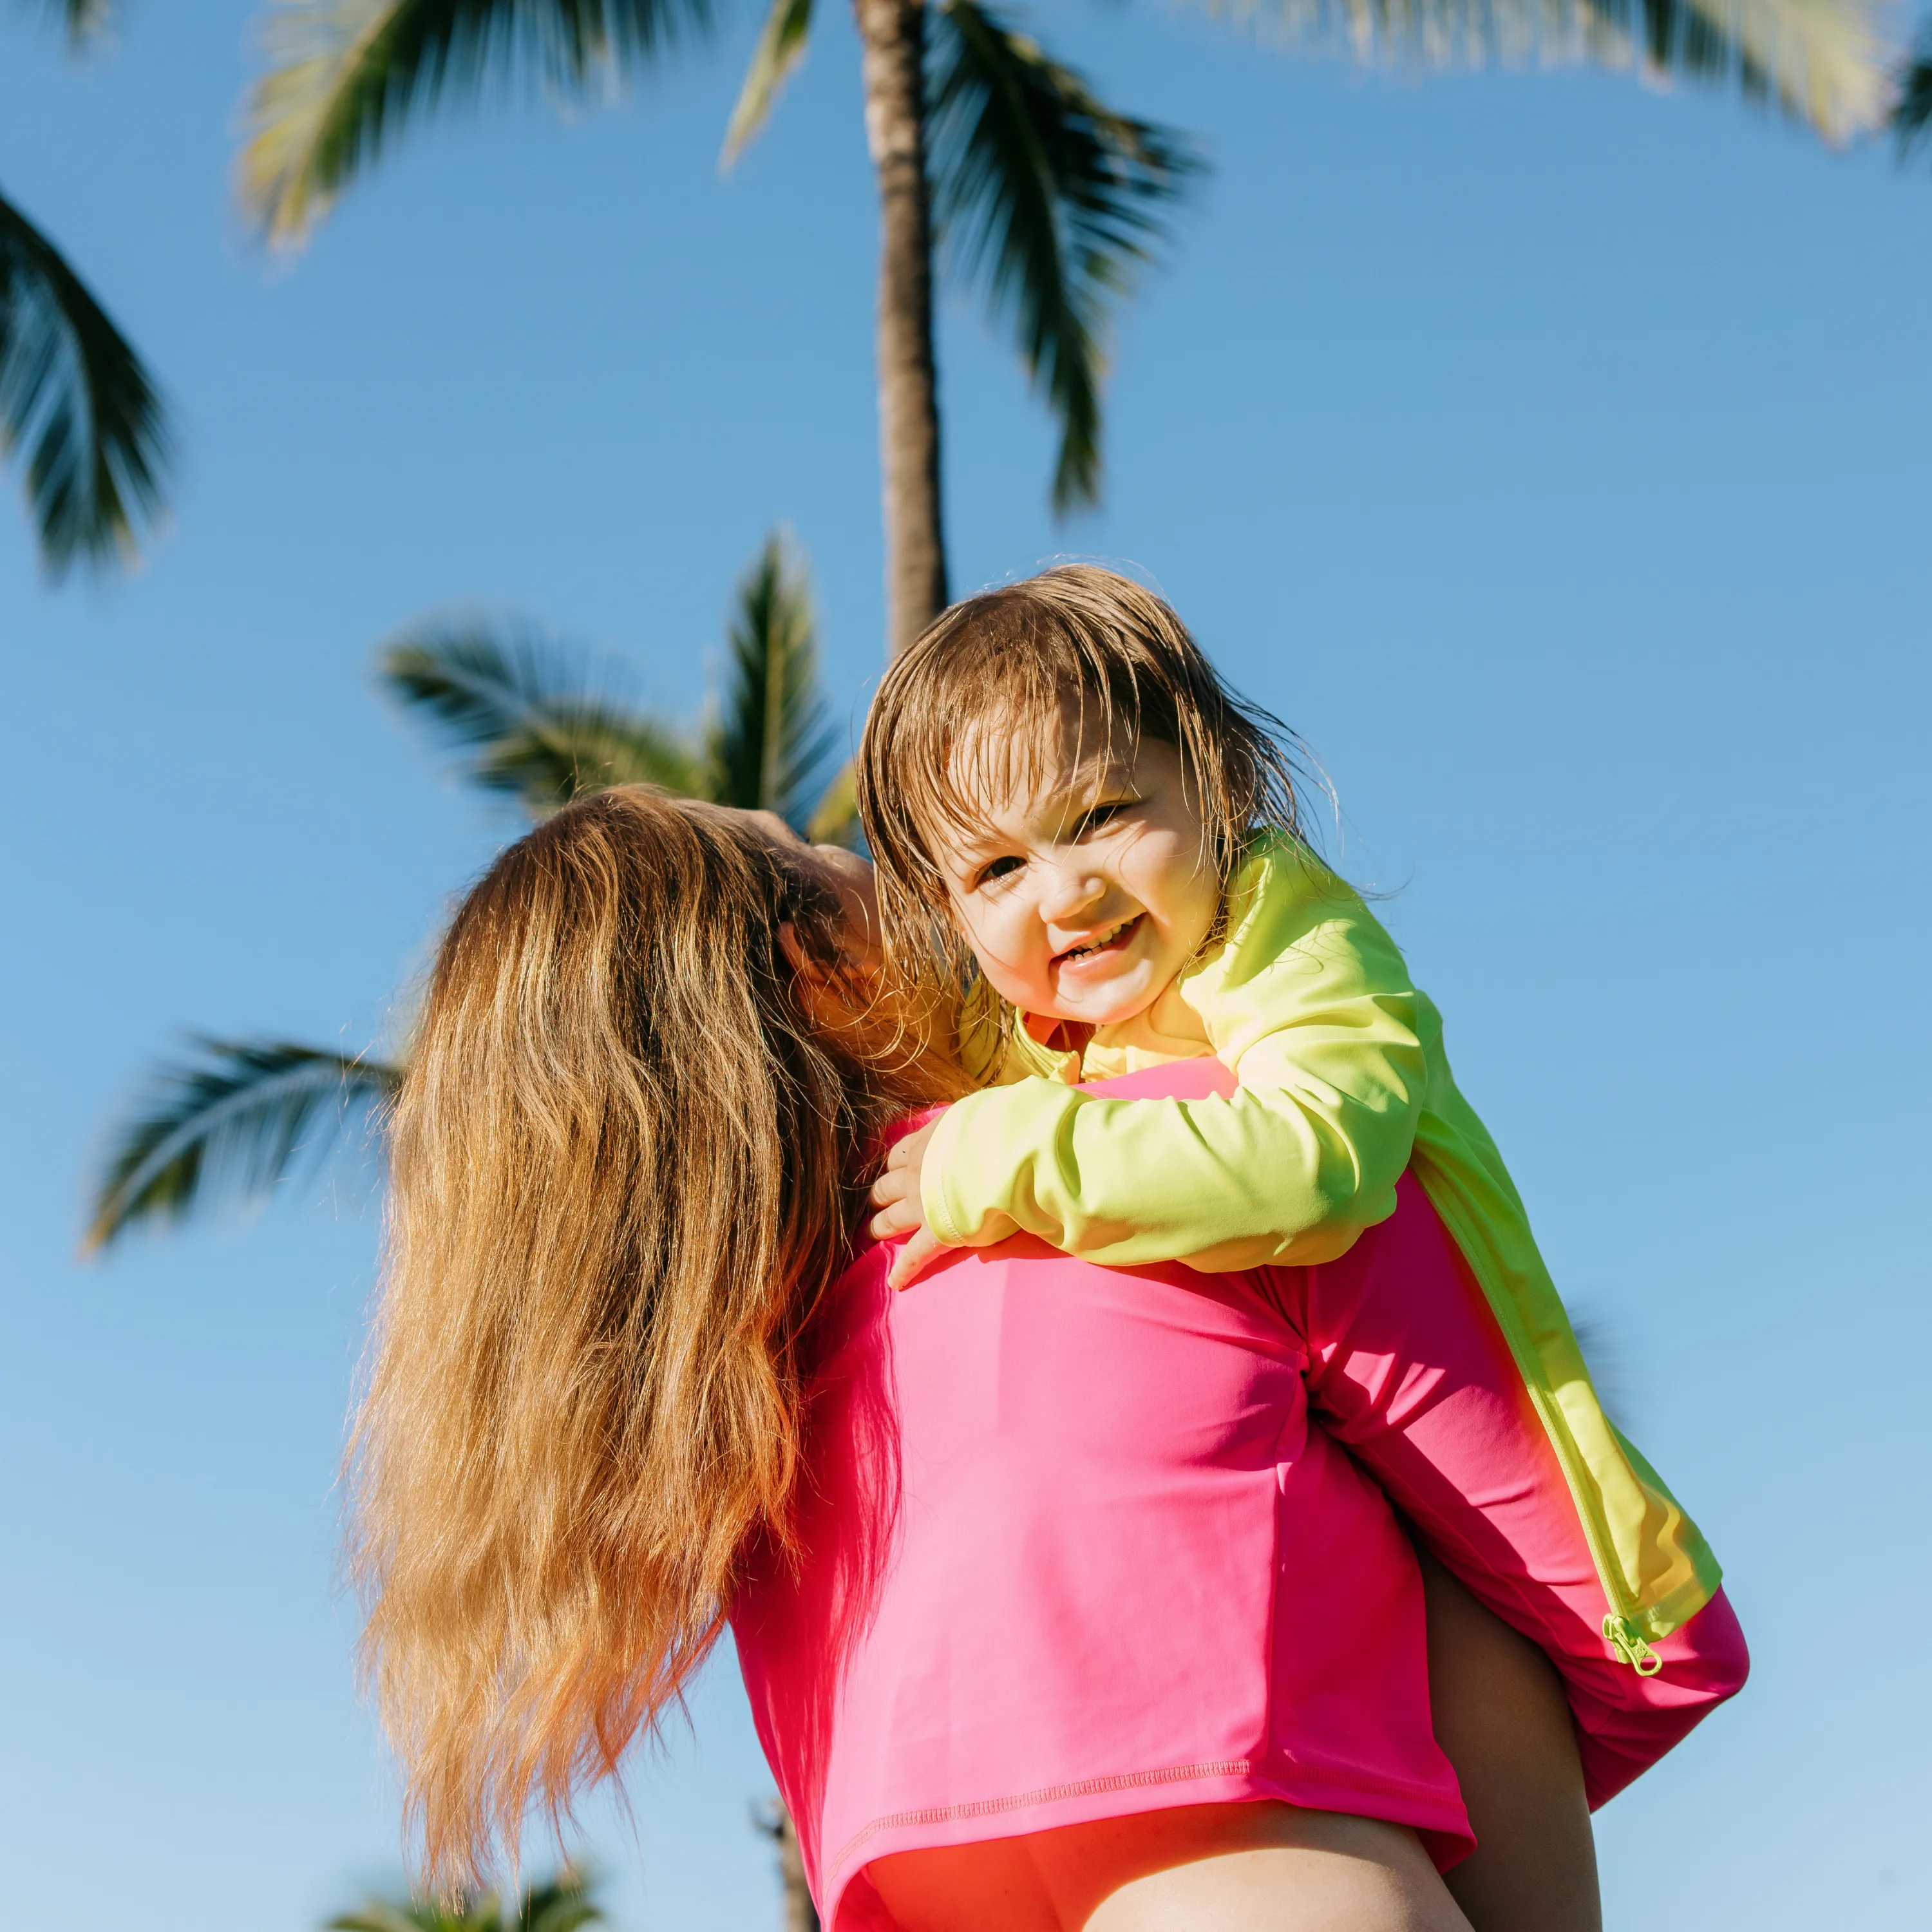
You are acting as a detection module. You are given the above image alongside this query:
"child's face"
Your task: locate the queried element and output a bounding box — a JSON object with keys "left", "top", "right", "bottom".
{"left": 933, "top": 722, "right": 1221, "bottom": 1029}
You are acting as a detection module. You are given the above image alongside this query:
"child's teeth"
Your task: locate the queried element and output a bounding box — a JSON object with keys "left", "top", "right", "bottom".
{"left": 1068, "top": 921, "right": 1126, "bottom": 959}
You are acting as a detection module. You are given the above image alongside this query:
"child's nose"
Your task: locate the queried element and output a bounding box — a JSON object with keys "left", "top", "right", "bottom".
{"left": 1040, "top": 867, "right": 1106, "bottom": 925}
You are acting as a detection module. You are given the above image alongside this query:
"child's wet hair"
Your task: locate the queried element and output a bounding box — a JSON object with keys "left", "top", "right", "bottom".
{"left": 857, "top": 564, "right": 1311, "bottom": 989}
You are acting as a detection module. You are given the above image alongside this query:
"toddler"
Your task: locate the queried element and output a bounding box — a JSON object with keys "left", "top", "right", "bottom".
{"left": 857, "top": 564, "right": 1741, "bottom": 1709}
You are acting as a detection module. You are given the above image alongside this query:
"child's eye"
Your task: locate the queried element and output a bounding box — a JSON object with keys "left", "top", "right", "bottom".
{"left": 974, "top": 855, "right": 1025, "bottom": 889}
{"left": 1076, "top": 799, "right": 1136, "bottom": 837}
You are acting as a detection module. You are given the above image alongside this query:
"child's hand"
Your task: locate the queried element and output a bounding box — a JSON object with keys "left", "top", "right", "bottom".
{"left": 869, "top": 1117, "right": 953, "bottom": 1290}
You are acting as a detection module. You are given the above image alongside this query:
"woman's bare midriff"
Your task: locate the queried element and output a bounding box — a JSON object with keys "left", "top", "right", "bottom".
{"left": 865, "top": 1799, "right": 1471, "bottom": 1932}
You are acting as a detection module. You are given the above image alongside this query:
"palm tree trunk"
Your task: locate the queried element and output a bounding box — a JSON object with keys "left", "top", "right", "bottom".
{"left": 853, "top": 0, "right": 947, "bottom": 656}
{"left": 778, "top": 1805, "right": 820, "bottom": 1931}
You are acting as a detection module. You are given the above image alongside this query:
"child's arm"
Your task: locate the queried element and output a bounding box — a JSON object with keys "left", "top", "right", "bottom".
{"left": 906, "top": 853, "right": 1434, "bottom": 1275}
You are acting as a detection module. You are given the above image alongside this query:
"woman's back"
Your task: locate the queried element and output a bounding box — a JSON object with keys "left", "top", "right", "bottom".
{"left": 732, "top": 1066, "right": 1469, "bottom": 1932}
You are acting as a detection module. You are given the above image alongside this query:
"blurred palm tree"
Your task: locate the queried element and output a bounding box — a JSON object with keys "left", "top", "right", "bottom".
{"left": 1894, "top": 26, "right": 1932, "bottom": 155}
{"left": 757, "top": 1799, "right": 822, "bottom": 1931}
{"left": 326, "top": 1866, "right": 605, "bottom": 1932}
{"left": 3, "top": 0, "right": 172, "bottom": 575}
{"left": 82, "top": 528, "right": 849, "bottom": 1255}
{"left": 234, "top": 0, "right": 1893, "bottom": 659}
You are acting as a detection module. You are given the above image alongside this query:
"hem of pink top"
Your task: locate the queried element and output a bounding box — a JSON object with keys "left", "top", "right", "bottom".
{"left": 819, "top": 1761, "right": 1475, "bottom": 1929}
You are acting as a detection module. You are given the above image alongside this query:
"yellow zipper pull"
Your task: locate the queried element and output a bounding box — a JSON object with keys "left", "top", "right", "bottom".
{"left": 1603, "top": 1614, "right": 1664, "bottom": 1676}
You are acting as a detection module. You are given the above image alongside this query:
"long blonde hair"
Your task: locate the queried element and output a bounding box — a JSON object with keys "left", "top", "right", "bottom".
{"left": 352, "top": 787, "right": 942, "bottom": 1888}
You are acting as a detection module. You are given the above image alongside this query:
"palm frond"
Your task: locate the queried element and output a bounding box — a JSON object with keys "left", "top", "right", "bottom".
{"left": 381, "top": 618, "right": 698, "bottom": 815}
{"left": 927, "top": 0, "right": 1203, "bottom": 513}
{"left": 722, "top": 0, "right": 815, "bottom": 162}
{"left": 805, "top": 755, "right": 861, "bottom": 847}
{"left": 328, "top": 1901, "right": 501, "bottom": 1932}
{"left": 325, "top": 1870, "right": 600, "bottom": 1932}
{"left": 705, "top": 530, "right": 838, "bottom": 826}
{"left": 1894, "top": 24, "right": 1932, "bottom": 155}
{"left": 37, "top": 0, "right": 115, "bottom": 46}
{"left": 84, "top": 1039, "right": 404, "bottom": 1255}
{"left": 1200, "top": 0, "right": 1897, "bottom": 144}
{"left": 326, "top": 1906, "right": 455, "bottom": 1932}
{"left": 241, "top": 0, "right": 719, "bottom": 245}
{"left": 516, "top": 1871, "right": 605, "bottom": 1932}
{"left": 0, "top": 185, "right": 171, "bottom": 576}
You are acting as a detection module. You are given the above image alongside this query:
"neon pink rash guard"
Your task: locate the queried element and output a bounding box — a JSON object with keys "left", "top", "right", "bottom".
{"left": 730, "top": 1061, "right": 1471, "bottom": 1932}
{"left": 729, "top": 1061, "right": 1747, "bottom": 1929}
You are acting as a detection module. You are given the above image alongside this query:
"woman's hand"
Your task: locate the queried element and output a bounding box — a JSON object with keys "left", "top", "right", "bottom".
{"left": 869, "top": 1117, "right": 954, "bottom": 1289}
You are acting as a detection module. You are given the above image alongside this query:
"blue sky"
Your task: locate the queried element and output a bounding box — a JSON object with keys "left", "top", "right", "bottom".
{"left": 3, "top": 1, "right": 1929, "bottom": 1927}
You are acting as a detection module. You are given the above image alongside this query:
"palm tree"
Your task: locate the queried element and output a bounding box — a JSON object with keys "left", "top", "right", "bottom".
{"left": 326, "top": 1866, "right": 605, "bottom": 1932}
{"left": 757, "top": 1799, "right": 822, "bottom": 1931}
{"left": 82, "top": 528, "right": 848, "bottom": 1255}
{"left": 1894, "top": 27, "right": 1932, "bottom": 154}
{"left": 3, "top": 0, "right": 172, "bottom": 575}
{"left": 240, "top": 0, "right": 1200, "bottom": 656}
{"left": 236, "top": 0, "right": 1895, "bottom": 660}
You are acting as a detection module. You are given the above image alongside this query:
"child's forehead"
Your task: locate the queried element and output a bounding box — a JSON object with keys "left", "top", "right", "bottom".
{"left": 931, "top": 705, "right": 1138, "bottom": 846}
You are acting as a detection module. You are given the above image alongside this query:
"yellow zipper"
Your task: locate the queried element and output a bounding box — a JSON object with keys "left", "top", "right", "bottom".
{"left": 1603, "top": 1615, "right": 1663, "bottom": 1676}
{"left": 1413, "top": 1169, "right": 1656, "bottom": 1673}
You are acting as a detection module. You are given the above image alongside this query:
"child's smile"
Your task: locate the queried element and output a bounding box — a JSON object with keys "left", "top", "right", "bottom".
{"left": 1056, "top": 913, "right": 1142, "bottom": 966}
{"left": 939, "top": 728, "right": 1222, "bottom": 1030}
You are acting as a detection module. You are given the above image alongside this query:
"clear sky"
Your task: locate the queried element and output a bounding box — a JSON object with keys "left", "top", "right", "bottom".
{"left": 3, "top": 1, "right": 1928, "bottom": 1927}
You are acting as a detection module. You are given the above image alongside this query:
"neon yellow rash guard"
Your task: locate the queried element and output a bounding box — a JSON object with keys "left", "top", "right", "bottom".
{"left": 921, "top": 833, "right": 1721, "bottom": 1656}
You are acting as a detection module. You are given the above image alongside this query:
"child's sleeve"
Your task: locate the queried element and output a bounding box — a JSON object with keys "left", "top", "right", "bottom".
{"left": 916, "top": 855, "right": 1429, "bottom": 1273}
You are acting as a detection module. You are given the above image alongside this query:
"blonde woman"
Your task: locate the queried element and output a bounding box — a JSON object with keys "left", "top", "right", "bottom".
{"left": 355, "top": 787, "right": 1718, "bottom": 1932}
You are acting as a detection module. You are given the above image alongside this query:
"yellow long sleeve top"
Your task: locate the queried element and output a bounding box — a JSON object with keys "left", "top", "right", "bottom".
{"left": 920, "top": 834, "right": 1720, "bottom": 1651}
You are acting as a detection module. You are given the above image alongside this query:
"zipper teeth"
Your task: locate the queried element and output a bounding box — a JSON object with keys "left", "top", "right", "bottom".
{"left": 1487, "top": 1306, "right": 1635, "bottom": 1625}
{"left": 1517, "top": 1366, "right": 1637, "bottom": 1623}
{"left": 1490, "top": 1303, "right": 1667, "bottom": 1678}
{"left": 1416, "top": 1175, "right": 1641, "bottom": 1636}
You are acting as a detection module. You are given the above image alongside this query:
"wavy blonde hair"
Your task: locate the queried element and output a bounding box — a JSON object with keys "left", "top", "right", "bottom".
{"left": 351, "top": 787, "right": 947, "bottom": 1889}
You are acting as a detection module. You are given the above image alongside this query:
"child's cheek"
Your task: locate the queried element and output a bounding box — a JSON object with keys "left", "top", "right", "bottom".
{"left": 952, "top": 902, "right": 1028, "bottom": 995}
{"left": 976, "top": 925, "right": 1048, "bottom": 1011}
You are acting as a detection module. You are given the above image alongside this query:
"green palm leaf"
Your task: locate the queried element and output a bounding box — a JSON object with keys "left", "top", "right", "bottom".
{"left": 39, "top": 0, "right": 115, "bottom": 45}
{"left": 1206, "top": 0, "right": 1896, "bottom": 143}
{"left": 381, "top": 618, "right": 699, "bottom": 814}
{"left": 1895, "top": 25, "right": 1931, "bottom": 154}
{"left": 328, "top": 1899, "right": 502, "bottom": 1931}
{"left": 327, "top": 1906, "right": 461, "bottom": 1932}
{"left": 516, "top": 1873, "right": 605, "bottom": 1932}
{"left": 805, "top": 754, "right": 860, "bottom": 847}
{"left": 0, "top": 185, "right": 171, "bottom": 576}
{"left": 927, "top": 0, "right": 1203, "bottom": 513}
{"left": 722, "top": 0, "right": 815, "bottom": 161}
{"left": 706, "top": 530, "right": 838, "bottom": 826}
{"left": 84, "top": 1040, "right": 404, "bottom": 1255}
{"left": 325, "top": 1870, "right": 602, "bottom": 1932}
{"left": 242, "top": 0, "right": 721, "bottom": 243}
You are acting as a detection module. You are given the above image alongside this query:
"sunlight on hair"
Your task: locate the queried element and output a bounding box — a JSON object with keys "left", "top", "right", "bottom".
{"left": 349, "top": 788, "right": 956, "bottom": 1891}
{"left": 858, "top": 564, "right": 1319, "bottom": 1017}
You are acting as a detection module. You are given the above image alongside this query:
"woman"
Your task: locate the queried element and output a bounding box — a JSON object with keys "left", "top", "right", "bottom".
{"left": 353, "top": 788, "right": 1736, "bottom": 1931}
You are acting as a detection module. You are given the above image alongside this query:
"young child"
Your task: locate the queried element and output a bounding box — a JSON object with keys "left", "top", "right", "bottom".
{"left": 856, "top": 565, "right": 1747, "bottom": 1827}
